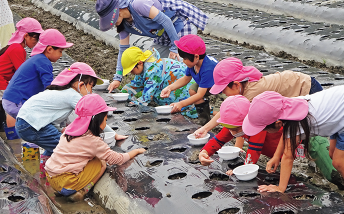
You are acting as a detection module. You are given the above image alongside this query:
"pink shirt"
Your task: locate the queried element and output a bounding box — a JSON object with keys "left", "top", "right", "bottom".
{"left": 45, "top": 131, "right": 130, "bottom": 177}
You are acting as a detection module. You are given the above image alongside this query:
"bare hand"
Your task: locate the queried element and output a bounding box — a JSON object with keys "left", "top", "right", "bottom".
{"left": 194, "top": 127, "right": 207, "bottom": 138}
{"left": 171, "top": 102, "right": 183, "bottom": 113}
{"left": 226, "top": 170, "right": 234, "bottom": 176}
{"left": 136, "top": 148, "right": 146, "bottom": 155}
{"left": 258, "top": 184, "right": 284, "bottom": 193}
{"left": 169, "top": 51, "right": 180, "bottom": 61}
{"left": 199, "top": 150, "right": 214, "bottom": 166}
{"left": 115, "top": 134, "right": 128, "bottom": 140}
{"left": 108, "top": 81, "right": 121, "bottom": 93}
{"left": 266, "top": 157, "right": 280, "bottom": 173}
{"left": 160, "top": 87, "right": 171, "bottom": 98}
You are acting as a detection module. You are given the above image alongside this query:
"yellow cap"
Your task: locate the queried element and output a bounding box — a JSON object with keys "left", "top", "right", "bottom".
{"left": 219, "top": 123, "right": 239, "bottom": 129}
{"left": 121, "top": 47, "right": 152, "bottom": 76}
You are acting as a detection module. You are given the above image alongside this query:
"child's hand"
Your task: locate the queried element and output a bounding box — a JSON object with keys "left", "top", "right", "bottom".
{"left": 199, "top": 150, "right": 214, "bottom": 166}
{"left": 115, "top": 134, "right": 128, "bottom": 140}
{"left": 194, "top": 127, "right": 207, "bottom": 138}
{"left": 160, "top": 87, "right": 171, "bottom": 98}
{"left": 171, "top": 102, "right": 183, "bottom": 113}
{"left": 258, "top": 184, "right": 284, "bottom": 193}
{"left": 226, "top": 170, "right": 234, "bottom": 176}
{"left": 266, "top": 157, "right": 280, "bottom": 173}
{"left": 136, "top": 148, "right": 146, "bottom": 155}
{"left": 108, "top": 81, "right": 120, "bottom": 92}
{"left": 169, "top": 51, "right": 180, "bottom": 61}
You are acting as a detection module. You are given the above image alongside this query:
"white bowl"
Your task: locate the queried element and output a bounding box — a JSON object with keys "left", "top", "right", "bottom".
{"left": 103, "top": 132, "right": 116, "bottom": 144}
{"left": 217, "top": 146, "right": 241, "bottom": 160}
{"left": 155, "top": 106, "right": 172, "bottom": 114}
{"left": 112, "top": 93, "right": 129, "bottom": 101}
{"left": 233, "top": 164, "right": 259, "bottom": 181}
{"left": 187, "top": 133, "right": 210, "bottom": 146}
{"left": 93, "top": 79, "right": 110, "bottom": 90}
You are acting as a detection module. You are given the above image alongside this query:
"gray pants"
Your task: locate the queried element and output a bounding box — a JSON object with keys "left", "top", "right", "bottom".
{"left": 150, "top": 24, "right": 198, "bottom": 59}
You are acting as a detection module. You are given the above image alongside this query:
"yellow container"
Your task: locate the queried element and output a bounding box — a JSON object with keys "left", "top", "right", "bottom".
{"left": 22, "top": 146, "right": 40, "bottom": 161}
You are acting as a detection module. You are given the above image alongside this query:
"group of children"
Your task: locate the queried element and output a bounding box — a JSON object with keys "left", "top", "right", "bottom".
{"left": 1, "top": 13, "right": 344, "bottom": 204}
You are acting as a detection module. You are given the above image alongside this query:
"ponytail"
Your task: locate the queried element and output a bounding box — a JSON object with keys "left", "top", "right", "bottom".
{"left": 0, "top": 45, "right": 10, "bottom": 56}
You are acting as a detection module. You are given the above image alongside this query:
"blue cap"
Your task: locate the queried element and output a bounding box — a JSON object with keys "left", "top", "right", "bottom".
{"left": 96, "top": 0, "right": 120, "bottom": 31}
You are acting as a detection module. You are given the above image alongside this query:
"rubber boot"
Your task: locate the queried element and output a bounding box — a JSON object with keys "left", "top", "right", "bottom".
{"left": 0, "top": 100, "right": 6, "bottom": 132}
{"left": 195, "top": 100, "right": 211, "bottom": 126}
{"left": 309, "top": 136, "right": 344, "bottom": 190}
{"left": 4, "top": 124, "right": 19, "bottom": 140}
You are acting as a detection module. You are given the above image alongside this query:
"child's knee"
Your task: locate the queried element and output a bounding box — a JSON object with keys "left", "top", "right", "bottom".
{"left": 189, "top": 88, "right": 197, "bottom": 96}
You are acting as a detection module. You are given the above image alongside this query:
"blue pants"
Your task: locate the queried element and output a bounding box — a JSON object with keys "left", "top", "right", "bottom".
{"left": 309, "top": 77, "right": 323, "bottom": 94}
{"left": 16, "top": 118, "right": 61, "bottom": 156}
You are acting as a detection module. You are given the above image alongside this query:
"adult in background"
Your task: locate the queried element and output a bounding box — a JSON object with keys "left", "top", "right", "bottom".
{"left": 0, "top": 0, "right": 15, "bottom": 48}
{"left": 95, "top": 0, "right": 208, "bottom": 92}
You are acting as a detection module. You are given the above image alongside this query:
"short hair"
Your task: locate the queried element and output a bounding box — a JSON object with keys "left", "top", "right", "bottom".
{"left": 177, "top": 48, "right": 206, "bottom": 62}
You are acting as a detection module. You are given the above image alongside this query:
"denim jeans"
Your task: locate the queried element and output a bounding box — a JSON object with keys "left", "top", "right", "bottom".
{"left": 16, "top": 117, "right": 61, "bottom": 156}
{"left": 309, "top": 77, "right": 323, "bottom": 94}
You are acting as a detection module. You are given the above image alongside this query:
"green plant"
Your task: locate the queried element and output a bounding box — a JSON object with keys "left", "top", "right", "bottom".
{"left": 135, "top": 91, "right": 142, "bottom": 98}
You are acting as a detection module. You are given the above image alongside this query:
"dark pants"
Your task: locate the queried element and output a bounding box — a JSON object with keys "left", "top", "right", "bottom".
{"left": 309, "top": 77, "right": 323, "bottom": 94}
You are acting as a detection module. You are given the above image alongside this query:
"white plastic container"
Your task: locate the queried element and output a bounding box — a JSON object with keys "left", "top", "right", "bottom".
{"left": 112, "top": 93, "right": 129, "bottom": 101}
{"left": 217, "top": 146, "right": 241, "bottom": 160}
{"left": 187, "top": 133, "right": 210, "bottom": 146}
{"left": 233, "top": 164, "right": 259, "bottom": 181}
{"left": 155, "top": 106, "right": 172, "bottom": 114}
{"left": 103, "top": 132, "right": 116, "bottom": 144}
{"left": 93, "top": 79, "right": 109, "bottom": 90}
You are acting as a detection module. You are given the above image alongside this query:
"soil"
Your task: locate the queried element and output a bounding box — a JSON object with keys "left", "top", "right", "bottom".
{"left": 189, "top": 150, "right": 200, "bottom": 162}
{"left": 8, "top": 0, "right": 133, "bottom": 86}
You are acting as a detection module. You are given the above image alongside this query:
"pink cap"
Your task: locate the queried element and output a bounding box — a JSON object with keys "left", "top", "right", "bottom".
{"left": 242, "top": 91, "right": 309, "bottom": 136}
{"left": 217, "top": 95, "right": 250, "bottom": 126}
{"left": 8, "top": 17, "right": 44, "bottom": 45}
{"left": 31, "top": 29, "right": 73, "bottom": 56}
{"left": 209, "top": 57, "right": 263, "bottom": 95}
{"left": 65, "top": 94, "right": 116, "bottom": 136}
{"left": 51, "top": 62, "right": 104, "bottom": 86}
{"left": 174, "top": 35, "right": 206, "bottom": 55}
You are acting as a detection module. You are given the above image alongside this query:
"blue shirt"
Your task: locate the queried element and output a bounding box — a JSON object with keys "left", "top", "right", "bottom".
{"left": 185, "top": 55, "right": 218, "bottom": 88}
{"left": 3, "top": 53, "right": 53, "bottom": 104}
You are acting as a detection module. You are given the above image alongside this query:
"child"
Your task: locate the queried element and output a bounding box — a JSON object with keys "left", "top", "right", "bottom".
{"left": 194, "top": 57, "right": 323, "bottom": 139}
{"left": 2, "top": 29, "right": 73, "bottom": 127}
{"left": 160, "top": 34, "right": 225, "bottom": 125}
{"left": 199, "top": 95, "right": 282, "bottom": 171}
{"left": 45, "top": 94, "right": 146, "bottom": 202}
{"left": 121, "top": 46, "right": 197, "bottom": 118}
{"left": 16, "top": 62, "right": 126, "bottom": 176}
{"left": 0, "top": 17, "right": 44, "bottom": 134}
{"left": 242, "top": 87, "right": 344, "bottom": 193}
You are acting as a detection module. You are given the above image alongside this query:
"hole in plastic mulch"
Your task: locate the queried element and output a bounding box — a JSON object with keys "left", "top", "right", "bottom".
{"left": 7, "top": 195, "right": 25, "bottom": 202}
{"left": 293, "top": 194, "right": 316, "bottom": 200}
{"left": 264, "top": 176, "right": 279, "bottom": 184}
{"left": 175, "top": 129, "right": 190, "bottom": 132}
{"left": 209, "top": 172, "right": 229, "bottom": 181}
{"left": 156, "top": 118, "right": 171, "bottom": 123}
{"left": 123, "top": 118, "right": 138, "bottom": 122}
{"left": 272, "top": 211, "right": 295, "bottom": 214}
{"left": 239, "top": 191, "right": 260, "bottom": 198}
{"left": 1, "top": 181, "right": 17, "bottom": 185}
{"left": 168, "top": 172, "right": 187, "bottom": 180}
{"left": 218, "top": 208, "right": 240, "bottom": 214}
{"left": 320, "top": 83, "right": 334, "bottom": 86}
{"left": 169, "top": 147, "right": 187, "bottom": 153}
{"left": 111, "top": 126, "right": 119, "bottom": 131}
{"left": 192, "top": 191, "right": 212, "bottom": 199}
{"left": 113, "top": 110, "right": 124, "bottom": 114}
{"left": 145, "top": 160, "right": 163, "bottom": 167}
{"left": 135, "top": 127, "right": 150, "bottom": 131}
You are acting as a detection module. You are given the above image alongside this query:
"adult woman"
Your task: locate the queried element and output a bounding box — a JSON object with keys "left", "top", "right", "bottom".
{"left": 95, "top": 0, "right": 208, "bottom": 91}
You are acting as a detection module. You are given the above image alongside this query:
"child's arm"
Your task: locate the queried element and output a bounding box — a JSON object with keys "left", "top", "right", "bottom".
{"left": 329, "top": 137, "right": 337, "bottom": 159}
{"left": 128, "top": 148, "right": 146, "bottom": 159}
{"left": 171, "top": 87, "right": 207, "bottom": 113}
{"left": 38, "top": 64, "right": 54, "bottom": 88}
{"left": 194, "top": 112, "right": 220, "bottom": 138}
{"left": 258, "top": 136, "right": 297, "bottom": 193}
{"left": 266, "top": 134, "right": 285, "bottom": 173}
{"left": 160, "top": 76, "right": 192, "bottom": 98}
{"left": 9, "top": 45, "right": 26, "bottom": 70}
{"left": 244, "top": 132, "right": 267, "bottom": 164}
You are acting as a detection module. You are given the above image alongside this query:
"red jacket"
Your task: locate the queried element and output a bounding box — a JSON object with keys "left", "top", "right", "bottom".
{"left": 202, "top": 127, "right": 282, "bottom": 164}
{"left": 0, "top": 43, "right": 26, "bottom": 90}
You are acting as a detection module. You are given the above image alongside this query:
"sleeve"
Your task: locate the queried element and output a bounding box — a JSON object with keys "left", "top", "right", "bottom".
{"left": 245, "top": 131, "right": 267, "bottom": 164}
{"left": 185, "top": 67, "right": 192, "bottom": 76}
{"left": 201, "top": 128, "right": 234, "bottom": 156}
{"left": 95, "top": 139, "right": 130, "bottom": 165}
{"left": 132, "top": 0, "right": 155, "bottom": 17}
{"left": 121, "top": 75, "right": 145, "bottom": 101}
{"left": 37, "top": 64, "right": 54, "bottom": 88}
{"left": 152, "top": 11, "right": 179, "bottom": 53}
{"left": 8, "top": 45, "right": 26, "bottom": 70}
{"left": 70, "top": 92, "right": 82, "bottom": 109}
{"left": 198, "top": 58, "right": 217, "bottom": 88}
{"left": 114, "top": 44, "right": 130, "bottom": 81}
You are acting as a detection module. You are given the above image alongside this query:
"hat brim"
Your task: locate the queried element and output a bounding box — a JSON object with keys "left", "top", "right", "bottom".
{"left": 209, "top": 84, "right": 227, "bottom": 95}
{"left": 123, "top": 64, "right": 136, "bottom": 76}
{"left": 99, "top": 8, "right": 120, "bottom": 32}
{"left": 55, "top": 42, "right": 74, "bottom": 49}
{"left": 242, "top": 115, "right": 266, "bottom": 136}
{"left": 217, "top": 117, "right": 242, "bottom": 127}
